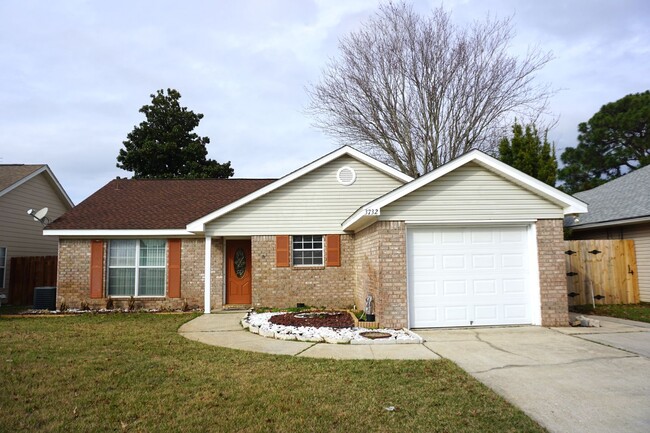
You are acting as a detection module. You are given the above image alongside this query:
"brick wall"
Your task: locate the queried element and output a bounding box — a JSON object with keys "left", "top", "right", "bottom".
{"left": 354, "top": 221, "right": 408, "bottom": 329}
{"left": 354, "top": 224, "right": 379, "bottom": 311}
{"left": 537, "top": 219, "right": 569, "bottom": 326}
{"left": 251, "top": 234, "right": 355, "bottom": 309}
{"left": 56, "top": 238, "right": 219, "bottom": 311}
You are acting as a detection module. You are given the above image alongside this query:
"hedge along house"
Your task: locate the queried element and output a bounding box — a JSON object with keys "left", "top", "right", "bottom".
{"left": 45, "top": 147, "right": 587, "bottom": 328}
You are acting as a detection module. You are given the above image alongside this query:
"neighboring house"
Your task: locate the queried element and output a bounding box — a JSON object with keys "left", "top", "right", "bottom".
{"left": 565, "top": 165, "right": 650, "bottom": 302}
{"left": 45, "top": 147, "right": 586, "bottom": 328}
{"left": 0, "top": 164, "right": 74, "bottom": 301}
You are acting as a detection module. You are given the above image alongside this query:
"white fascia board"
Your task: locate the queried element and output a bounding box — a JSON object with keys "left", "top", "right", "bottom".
{"left": 342, "top": 150, "right": 588, "bottom": 231}
{"left": 43, "top": 165, "right": 75, "bottom": 208}
{"left": 0, "top": 166, "right": 74, "bottom": 208}
{"left": 186, "top": 146, "right": 413, "bottom": 232}
{"left": 43, "top": 229, "right": 198, "bottom": 237}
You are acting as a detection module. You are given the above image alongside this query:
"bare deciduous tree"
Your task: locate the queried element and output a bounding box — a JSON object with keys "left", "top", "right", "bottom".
{"left": 307, "top": 2, "right": 554, "bottom": 176}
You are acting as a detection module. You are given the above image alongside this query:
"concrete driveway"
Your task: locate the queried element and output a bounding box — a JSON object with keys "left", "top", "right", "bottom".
{"left": 417, "top": 315, "right": 650, "bottom": 433}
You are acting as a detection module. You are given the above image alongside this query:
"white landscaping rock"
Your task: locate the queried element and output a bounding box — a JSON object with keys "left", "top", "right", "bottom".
{"left": 241, "top": 311, "right": 422, "bottom": 344}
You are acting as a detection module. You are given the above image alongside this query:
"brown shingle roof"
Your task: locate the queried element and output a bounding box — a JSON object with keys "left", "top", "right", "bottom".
{"left": 46, "top": 178, "right": 276, "bottom": 230}
{"left": 0, "top": 164, "right": 45, "bottom": 193}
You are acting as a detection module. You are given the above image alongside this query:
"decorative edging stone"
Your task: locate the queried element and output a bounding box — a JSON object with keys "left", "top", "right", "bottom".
{"left": 241, "top": 312, "right": 422, "bottom": 345}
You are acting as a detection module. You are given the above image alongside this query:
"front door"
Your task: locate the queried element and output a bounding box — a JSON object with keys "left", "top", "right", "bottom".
{"left": 226, "top": 240, "right": 252, "bottom": 305}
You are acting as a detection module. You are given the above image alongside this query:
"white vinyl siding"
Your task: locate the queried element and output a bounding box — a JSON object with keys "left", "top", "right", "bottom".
{"left": 380, "top": 162, "right": 563, "bottom": 222}
{"left": 206, "top": 156, "right": 404, "bottom": 235}
{"left": 0, "top": 172, "right": 71, "bottom": 293}
{"left": 626, "top": 225, "right": 650, "bottom": 302}
{"left": 107, "top": 240, "right": 166, "bottom": 297}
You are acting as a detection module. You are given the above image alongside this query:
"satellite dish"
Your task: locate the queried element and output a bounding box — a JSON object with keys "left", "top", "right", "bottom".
{"left": 34, "top": 207, "right": 48, "bottom": 221}
{"left": 27, "top": 207, "right": 50, "bottom": 225}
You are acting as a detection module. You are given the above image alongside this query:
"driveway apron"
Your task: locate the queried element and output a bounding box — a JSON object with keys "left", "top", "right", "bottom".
{"left": 418, "top": 319, "right": 650, "bottom": 433}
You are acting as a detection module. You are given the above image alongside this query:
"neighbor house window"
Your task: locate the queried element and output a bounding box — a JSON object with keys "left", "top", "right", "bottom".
{"left": 292, "top": 235, "right": 323, "bottom": 266}
{"left": 0, "top": 247, "right": 6, "bottom": 289}
{"left": 107, "top": 240, "right": 166, "bottom": 296}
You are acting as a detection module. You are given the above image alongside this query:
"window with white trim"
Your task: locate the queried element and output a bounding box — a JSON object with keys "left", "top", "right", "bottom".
{"left": 0, "top": 247, "right": 6, "bottom": 289}
{"left": 107, "top": 240, "right": 166, "bottom": 296}
{"left": 292, "top": 235, "right": 323, "bottom": 266}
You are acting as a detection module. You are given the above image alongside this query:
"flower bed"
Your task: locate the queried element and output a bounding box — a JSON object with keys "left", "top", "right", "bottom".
{"left": 242, "top": 311, "right": 422, "bottom": 344}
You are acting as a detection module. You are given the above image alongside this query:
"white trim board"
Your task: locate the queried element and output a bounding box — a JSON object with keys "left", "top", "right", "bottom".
{"left": 44, "top": 229, "right": 200, "bottom": 237}
{"left": 186, "top": 146, "right": 413, "bottom": 233}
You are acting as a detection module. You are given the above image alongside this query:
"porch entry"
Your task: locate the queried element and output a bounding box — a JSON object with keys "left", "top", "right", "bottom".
{"left": 226, "top": 239, "right": 252, "bottom": 305}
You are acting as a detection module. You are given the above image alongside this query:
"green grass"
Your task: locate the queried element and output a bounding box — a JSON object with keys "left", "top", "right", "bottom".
{"left": 0, "top": 313, "right": 546, "bottom": 433}
{"left": 571, "top": 302, "right": 650, "bottom": 323}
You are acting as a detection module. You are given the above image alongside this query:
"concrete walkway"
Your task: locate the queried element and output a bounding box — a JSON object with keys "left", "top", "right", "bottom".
{"left": 180, "top": 312, "right": 650, "bottom": 433}
{"left": 178, "top": 312, "right": 440, "bottom": 360}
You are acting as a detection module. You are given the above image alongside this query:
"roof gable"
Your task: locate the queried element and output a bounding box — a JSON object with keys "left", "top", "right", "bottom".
{"left": 343, "top": 150, "right": 587, "bottom": 231}
{"left": 186, "top": 146, "right": 412, "bottom": 232}
{"left": 568, "top": 164, "right": 650, "bottom": 229}
{"left": 0, "top": 164, "right": 73, "bottom": 208}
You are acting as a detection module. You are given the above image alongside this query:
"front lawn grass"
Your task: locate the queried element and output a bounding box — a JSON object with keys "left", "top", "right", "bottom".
{"left": 1, "top": 313, "right": 545, "bottom": 433}
{"left": 571, "top": 302, "right": 650, "bottom": 323}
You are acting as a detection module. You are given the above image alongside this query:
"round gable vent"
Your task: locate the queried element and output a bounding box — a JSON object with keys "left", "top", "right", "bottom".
{"left": 337, "top": 166, "right": 356, "bottom": 186}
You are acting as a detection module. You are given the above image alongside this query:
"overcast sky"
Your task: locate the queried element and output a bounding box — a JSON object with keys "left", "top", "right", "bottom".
{"left": 1, "top": 0, "right": 648, "bottom": 204}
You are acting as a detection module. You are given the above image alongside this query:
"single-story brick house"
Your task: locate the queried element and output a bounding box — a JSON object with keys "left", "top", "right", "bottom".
{"left": 45, "top": 147, "right": 586, "bottom": 328}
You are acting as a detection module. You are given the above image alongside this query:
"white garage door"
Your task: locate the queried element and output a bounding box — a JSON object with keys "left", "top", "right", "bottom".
{"left": 408, "top": 226, "right": 533, "bottom": 328}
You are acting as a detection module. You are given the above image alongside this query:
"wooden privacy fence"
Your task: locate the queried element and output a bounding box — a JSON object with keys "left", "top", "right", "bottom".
{"left": 565, "top": 240, "right": 639, "bottom": 305}
{"left": 8, "top": 256, "right": 57, "bottom": 305}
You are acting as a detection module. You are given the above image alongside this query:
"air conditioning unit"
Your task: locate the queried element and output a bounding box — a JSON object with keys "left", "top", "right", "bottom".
{"left": 33, "top": 286, "right": 57, "bottom": 310}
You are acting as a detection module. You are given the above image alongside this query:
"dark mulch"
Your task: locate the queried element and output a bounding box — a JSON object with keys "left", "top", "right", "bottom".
{"left": 269, "top": 311, "right": 355, "bottom": 328}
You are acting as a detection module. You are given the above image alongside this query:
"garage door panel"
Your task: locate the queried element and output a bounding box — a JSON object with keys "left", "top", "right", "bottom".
{"left": 409, "top": 226, "right": 533, "bottom": 328}
{"left": 501, "top": 254, "right": 525, "bottom": 268}
{"left": 473, "top": 280, "right": 497, "bottom": 295}
{"left": 474, "top": 305, "right": 498, "bottom": 321}
{"left": 471, "top": 230, "right": 494, "bottom": 244}
{"left": 442, "top": 255, "right": 466, "bottom": 270}
{"left": 442, "top": 280, "right": 468, "bottom": 295}
{"left": 444, "top": 306, "right": 468, "bottom": 321}
{"left": 472, "top": 254, "right": 496, "bottom": 269}
{"left": 504, "top": 304, "right": 528, "bottom": 320}
{"left": 502, "top": 279, "right": 526, "bottom": 294}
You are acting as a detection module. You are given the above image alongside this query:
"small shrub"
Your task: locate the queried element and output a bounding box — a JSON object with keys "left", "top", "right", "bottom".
{"left": 105, "top": 298, "right": 114, "bottom": 310}
{"left": 80, "top": 301, "right": 90, "bottom": 311}
{"left": 181, "top": 299, "right": 189, "bottom": 312}
{"left": 127, "top": 296, "right": 136, "bottom": 312}
{"left": 59, "top": 301, "right": 68, "bottom": 312}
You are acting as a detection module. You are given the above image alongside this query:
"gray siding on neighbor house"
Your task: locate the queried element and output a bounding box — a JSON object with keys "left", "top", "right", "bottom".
{"left": 206, "top": 155, "right": 404, "bottom": 235}
{"left": 0, "top": 172, "right": 70, "bottom": 289}
{"left": 573, "top": 223, "right": 650, "bottom": 302}
{"left": 379, "top": 162, "right": 563, "bottom": 222}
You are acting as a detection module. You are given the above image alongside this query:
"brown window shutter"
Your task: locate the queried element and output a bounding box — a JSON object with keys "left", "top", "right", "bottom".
{"left": 276, "top": 235, "right": 290, "bottom": 267}
{"left": 89, "top": 240, "right": 104, "bottom": 299}
{"left": 326, "top": 234, "right": 341, "bottom": 267}
{"left": 167, "top": 239, "right": 182, "bottom": 298}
